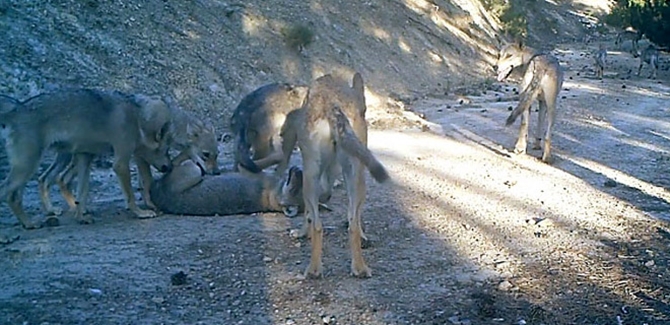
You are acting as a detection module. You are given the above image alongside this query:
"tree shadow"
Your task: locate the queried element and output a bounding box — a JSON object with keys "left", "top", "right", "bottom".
{"left": 372, "top": 135, "right": 670, "bottom": 323}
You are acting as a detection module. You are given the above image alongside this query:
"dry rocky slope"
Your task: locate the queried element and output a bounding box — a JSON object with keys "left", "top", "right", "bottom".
{"left": 6, "top": 1, "right": 670, "bottom": 324}
{"left": 0, "top": 0, "right": 596, "bottom": 139}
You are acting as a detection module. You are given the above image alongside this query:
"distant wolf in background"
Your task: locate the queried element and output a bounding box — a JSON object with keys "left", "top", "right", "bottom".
{"left": 594, "top": 43, "right": 607, "bottom": 79}
{"left": 494, "top": 41, "right": 564, "bottom": 163}
{"left": 637, "top": 44, "right": 659, "bottom": 79}
{"left": 615, "top": 29, "right": 643, "bottom": 54}
{"left": 230, "top": 83, "right": 309, "bottom": 173}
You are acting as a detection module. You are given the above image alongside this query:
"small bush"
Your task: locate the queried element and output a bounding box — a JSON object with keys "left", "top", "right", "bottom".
{"left": 479, "top": 0, "right": 528, "bottom": 39}
{"left": 281, "top": 24, "right": 315, "bottom": 52}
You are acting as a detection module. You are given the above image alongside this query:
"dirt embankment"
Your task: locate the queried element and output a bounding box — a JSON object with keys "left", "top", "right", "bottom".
{"left": 0, "top": 0, "right": 596, "bottom": 134}
{"left": 0, "top": 0, "right": 493, "bottom": 128}
{"left": 9, "top": 1, "right": 670, "bottom": 325}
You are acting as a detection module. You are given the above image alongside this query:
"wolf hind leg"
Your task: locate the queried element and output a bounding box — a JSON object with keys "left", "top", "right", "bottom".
{"left": 340, "top": 154, "right": 371, "bottom": 278}
{"left": 533, "top": 97, "right": 547, "bottom": 151}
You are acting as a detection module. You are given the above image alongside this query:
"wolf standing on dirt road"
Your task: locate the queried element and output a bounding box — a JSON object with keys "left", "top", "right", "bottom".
{"left": 594, "top": 43, "right": 607, "bottom": 80}
{"left": 35, "top": 96, "right": 219, "bottom": 219}
{"left": 0, "top": 89, "right": 173, "bottom": 229}
{"left": 494, "top": 41, "right": 564, "bottom": 163}
{"left": 615, "top": 29, "right": 643, "bottom": 54}
{"left": 637, "top": 44, "right": 659, "bottom": 79}
{"left": 276, "top": 72, "right": 390, "bottom": 278}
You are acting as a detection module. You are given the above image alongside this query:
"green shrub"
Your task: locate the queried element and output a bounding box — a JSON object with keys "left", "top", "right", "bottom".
{"left": 479, "top": 0, "right": 528, "bottom": 39}
{"left": 281, "top": 24, "right": 315, "bottom": 52}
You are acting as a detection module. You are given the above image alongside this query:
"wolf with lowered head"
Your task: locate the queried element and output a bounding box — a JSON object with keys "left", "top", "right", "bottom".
{"left": 495, "top": 40, "right": 564, "bottom": 163}
{"left": 0, "top": 89, "right": 172, "bottom": 228}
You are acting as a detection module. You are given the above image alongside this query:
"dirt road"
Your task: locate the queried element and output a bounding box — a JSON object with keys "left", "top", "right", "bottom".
{"left": 2, "top": 41, "right": 670, "bottom": 324}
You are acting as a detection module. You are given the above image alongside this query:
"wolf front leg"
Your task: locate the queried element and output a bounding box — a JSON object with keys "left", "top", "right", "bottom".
{"left": 72, "top": 154, "right": 94, "bottom": 224}
{"left": 135, "top": 157, "right": 160, "bottom": 211}
{"left": 113, "top": 154, "right": 157, "bottom": 219}
{"left": 1, "top": 152, "right": 42, "bottom": 229}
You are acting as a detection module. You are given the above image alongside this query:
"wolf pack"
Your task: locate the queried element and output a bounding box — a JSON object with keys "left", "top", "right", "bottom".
{"left": 0, "top": 28, "right": 663, "bottom": 278}
{"left": 599, "top": 28, "right": 660, "bottom": 80}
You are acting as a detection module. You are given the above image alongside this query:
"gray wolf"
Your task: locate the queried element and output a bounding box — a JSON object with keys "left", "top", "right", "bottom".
{"left": 615, "top": 30, "right": 643, "bottom": 54}
{"left": 0, "top": 89, "right": 172, "bottom": 229}
{"left": 594, "top": 44, "right": 607, "bottom": 79}
{"left": 230, "top": 83, "right": 309, "bottom": 173}
{"left": 494, "top": 41, "right": 564, "bottom": 163}
{"left": 150, "top": 160, "right": 304, "bottom": 216}
{"left": 637, "top": 44, "right": 659, "bottom": 79}
{"left": 37, "top": 96, "right": 219, "bottom": 218}
{"left": 163, "top": 96, "right": 220, "bottom": 175}
{"left": 276, "top": 72, "right": 390, "bottom": 278}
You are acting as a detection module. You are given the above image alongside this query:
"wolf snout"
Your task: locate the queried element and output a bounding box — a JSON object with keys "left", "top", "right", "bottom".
{"left": 160, "top": 164, "right": 172, "bottom": 173}
{"left": 206, "top": 164, "right": 221, "bottom": 175}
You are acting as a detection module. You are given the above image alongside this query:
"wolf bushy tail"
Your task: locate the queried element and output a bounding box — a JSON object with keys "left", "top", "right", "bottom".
{"left": 236, "top": 129, "right": 263, "bottom": 173}
{"left": 505, "top": 65, "right": 544, "bottom": 126}
{"left": 329, "top": 106, "right": 389, "bottom": 183}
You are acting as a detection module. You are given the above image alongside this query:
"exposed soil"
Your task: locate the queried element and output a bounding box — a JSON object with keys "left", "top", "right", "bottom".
{"left": 3, "top": 0, "right": 670, "bottom": 324}
{"left": 2, "top": 34, "right": 670, "bottom": 324}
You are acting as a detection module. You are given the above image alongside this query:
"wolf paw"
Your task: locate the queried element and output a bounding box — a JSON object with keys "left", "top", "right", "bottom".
{"left": 542, "top": 155, "right": 554, "bottom": 164}
{"left": 77, "top": 215, "right": 94, "bottom": 225}
{"left": 145, "top": 200, "right": 158, "bottom": 211}
{"left": 289, "top": 228, "right": 306, "bottom": 239}
{"left": 0, "top": 234, "right": 20, "bottom": 245}
{"left": 304, "top": 262, "right": 324, "bottom": 279}
{"left": 21, "top": 219, "right": 41, "bottom": 230}
{"left": 46, "top": 207, "right": 64, "bottom": 216}
{"left": 135, "top": 208, "right": 157, "bottom": 219}
{"left": 290, "top": 223, "right": 311, "bottom": 239}
{"left": 351, "top": 262, "right": 372, "bottom": 278}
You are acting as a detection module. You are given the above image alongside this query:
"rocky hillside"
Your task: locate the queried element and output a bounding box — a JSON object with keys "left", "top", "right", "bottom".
{"left": 0, "top": 0, "right": 601, "bottom": 136}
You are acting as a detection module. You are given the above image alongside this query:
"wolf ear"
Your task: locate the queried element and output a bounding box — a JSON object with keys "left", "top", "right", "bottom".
{"left": 130, "top": 94, "right": 153, "bottom": 109}
{"left": 286, "top": 166, "right": 304, "bottom": 196}
{"left": 352, "top": 72, "right": 364, "bottom": 94}
{"left": 139, "top": 128, "right": 160, "bottom": 150}
{"left": 186, "top": 123, "right": 200, "bottom": 139}
{"left": 130, "top": 94, "right": 145, "bottom": 105}
{"left": 157, "top": 122, "right": 171, "bottom": 143}
{"left": 131, "top": 94, "right": 166, "bottom": 123}
{"left": 205, "top": 122, "right": 217, "bottom": 138}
